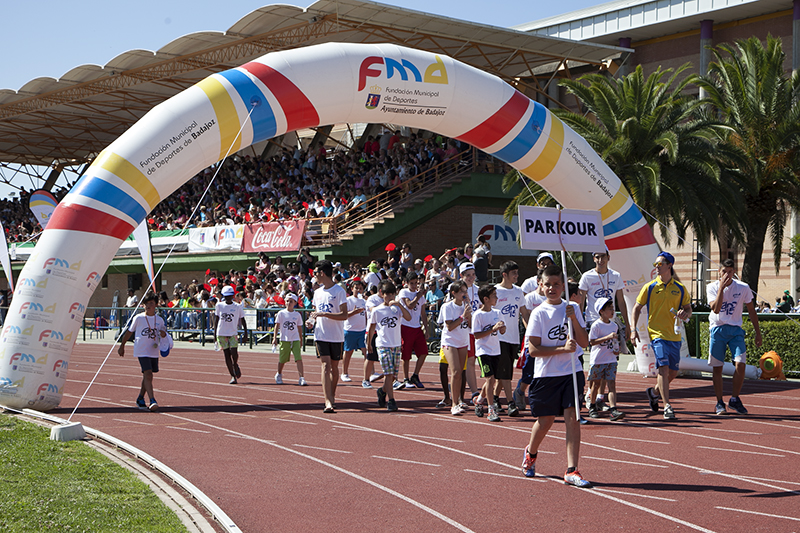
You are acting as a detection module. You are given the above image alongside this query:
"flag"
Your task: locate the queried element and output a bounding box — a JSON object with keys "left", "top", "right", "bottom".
{"left": 28, "top": 189, "right": 58, "bottom": 230}
{"left": 132, "top": 220, "right": 156, "bottom": 294}
{"left": 0, "top": 220, "right": 13, "bottom": 291}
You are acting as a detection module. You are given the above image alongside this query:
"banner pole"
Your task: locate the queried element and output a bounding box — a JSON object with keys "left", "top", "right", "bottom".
{"left": 556, "top": 206, "right": 582, "bottom": 423}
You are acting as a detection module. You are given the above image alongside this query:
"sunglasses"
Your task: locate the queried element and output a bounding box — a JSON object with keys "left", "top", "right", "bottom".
{"left": 653, "top": 261, "right": 669, "bottom": 267}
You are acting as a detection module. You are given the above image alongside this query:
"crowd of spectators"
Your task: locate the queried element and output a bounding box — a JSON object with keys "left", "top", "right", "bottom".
{"left": 1, "top": 185, "right": 69, "bottom": 243}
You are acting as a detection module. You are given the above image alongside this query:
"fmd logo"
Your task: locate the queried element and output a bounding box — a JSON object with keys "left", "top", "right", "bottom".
{"left": 53, "top": 359, "right": 68, "bottom": 377}
{"left": 9, "top": 352, "right": 36, "bottom": 366}
{"left": 43, "top": 257, "right": 81, "bottom": 273}
{"left": 3, "top": 324, "right": 33, "bottom": 337}
{"left": 69, "top": 302, "right": 86, "bottom": 320}
{"left": 86, "top": 271, "right": 101, "bottom": 287}
{"left": 19, "top": 301, "right": 57, "bottom": 318}
{"left": 39, "top": 330, "right": 72, "bottom": 347}
{"left": 358, "top": 55, "right": 449, "bottom": 91}
{"left": 217, "top": 227, "right": 237, "bottom": 245}
{"left": 37, "top": 383, "right": 61, "bottom": 398}
{"left": 16, "top": 277, "right": 47, "bottom": 291}
{"left": 478, "top": 224, "right": 516, "bottom": 243}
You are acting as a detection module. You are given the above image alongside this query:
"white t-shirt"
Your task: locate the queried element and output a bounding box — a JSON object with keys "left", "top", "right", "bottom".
{"left": 399, "top": 288, "right": 423, "bottom": 328}
{"left": 126, "top": 294, "right": 139, "bottom": 308}
{"left": 366, "top": 293, "right": 384, "bottom": 312}
{"left": 494, "top": 284, "right": 523, "bottom": 344}
{"left": 128, "top": 313, "right": 165, "bottom": 358}
{"left": 345, "top": 295, "right": 368, "bottom": 331}
{"left": 579, "top": 268, "right": 623, "bottom": 323}
{"left": 523, "top": 291, "right": 547, "bottom": 314}
{"left": 364, "top": 271, "right": 381, "bottom": 290}
{"left": 472, "top": 308, "right": 501, "bottom": 356}
{"left": 313, "top": 284, "right": 348, "bottom": 342}
{"left": 520, "top": 276, "right": 538, "bottom": 294}
{"left": 589, "top": 319, "right": 619, "bottom": 366}
{"left": 465, "top": 284, "right": 480, "bottom": 313}
{"left": 707, "top": 279, "right": 753, "bottom": 328}
{"left": 440, "top": 300, "right": 471, "bottom": 348}
{"left": 369, "top": 303, "right": 403, "bottom": 348}
{"left": 275, "top": 309, "right": 302, "bottom": 342}
{"left": 525, "top": 300, "right": 585, "bottom": 378}
{"left": 215, "top": 301, "right": 244, "bottom": 337}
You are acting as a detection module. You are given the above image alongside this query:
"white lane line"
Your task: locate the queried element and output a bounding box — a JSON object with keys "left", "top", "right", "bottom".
{"left": 404, "top": 434, "right": 464, "bottom": 443}
{"left": 595, "top": 435, "right": 669, "bottom": 445}
{"left": 270, "top": 418, "right": 317, "bottom": 425}
{"left": 73, "top": 413, "right": 102, "bottom": 418}
{"left": 697, "top": 446, "right": 784, "bottom": 457}
{"left": 293, "top": 444, "right": 352, "bottom": 454}
{"left": 208, "top": 395, "right": 246, "bottom": 400}
{"left": 166, "top": 426, "right": 211, "bottom": 434}
{"left": 582, "top": 456, "right": 668, "bottom": 468}
{"left": 641, "top": 423, "right": 800, "bottom": 456}
{"left": 483, "top": 444, "right": 558, "bottom": 454}
{"left": 790, "top": 436, "right": 800, "bottom": 440}
{"left": 593, "top": 488, "right": 676, "bottom": 502}
{"left": 735, "top": 418, "right": 800, "bottom": 430}
{"left": 715, "top": 507, "right": 800, "bottom": 522}
{"left": 211, "top": 411, "right": 257, "bottom": 418}
{"left": 692, "top": 427, "right": 761, "bottom": 435}
{"left": 331, "top": 425, "right": 373, "bottom": 432}
{"left": 731, "top": 474, "right": 800, "bottom": 485}
{"left": 396, "top": 414, "right": 418, "bottom": 418}
{"left": 464, "top": 469, "right": 547, "bottom": 482}
{"left": 373, "top": 455, "right": 441, "bottom": 467}
{"left": 112, "top": 418, "right": 154, "bottom": 426}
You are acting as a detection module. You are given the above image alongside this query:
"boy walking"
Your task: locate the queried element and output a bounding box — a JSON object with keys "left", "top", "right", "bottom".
{"left": 367, "top": 280, "right": 411, "bottom": 412}
{"left": 587, "top": 297, "right": 624, "bottom": 421}
{"left": 494, "top": 261, "right": 523, "bottom": 417}
{"left": 399, "top": 272, "right": 429, "bottom": 389}
{"left": 472, "top": 285, "right": 506, "bottom": 422}
{"left": 118, "top": 294, "right": 166, "bottom": 411}
{"left": 272, "top": 293, "right": 307, "bottom": 386}
{"left": 521, "top": 265, "right": 591, "bottom": 487}
{"left": 212, "top": 285, "right": 248, "bottom": 384}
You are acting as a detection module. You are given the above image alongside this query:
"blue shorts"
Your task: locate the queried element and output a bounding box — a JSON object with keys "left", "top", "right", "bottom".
{"left": 652, "top": 338, "right": 681, "bottom": 371}
{"left": 344, "top": 330, "right": 366, "bottom": 351}
{"left": 529, "top": 372, "right": 585, "bottom": 418}
{"left": 709, "top": 325, "right": 747, "bottom": 365}
{"left": 138, "top": 356, "right": 159, "bottom": 373}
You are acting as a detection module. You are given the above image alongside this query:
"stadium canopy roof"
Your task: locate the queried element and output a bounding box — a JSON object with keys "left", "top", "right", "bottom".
{"left": 0, "top": 0, "right": 629, "bottom": 170}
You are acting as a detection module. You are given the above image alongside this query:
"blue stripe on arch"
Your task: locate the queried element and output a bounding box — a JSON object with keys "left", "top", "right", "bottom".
{"left": 72, "top": 176, "right": 146, "bottom": 223}
{"left": 490, "top": 101, "right": 548, "bottom": 164}
{"left": 218, "top": 69, "right": 277, "bottom": 144}
{"left": 603, "top": 203, "right": 642, "bottom": 236}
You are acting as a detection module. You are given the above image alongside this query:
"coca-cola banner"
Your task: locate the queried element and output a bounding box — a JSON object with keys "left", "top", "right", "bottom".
{"left": 241, "top": 220, "right": 307, "bottom": 253}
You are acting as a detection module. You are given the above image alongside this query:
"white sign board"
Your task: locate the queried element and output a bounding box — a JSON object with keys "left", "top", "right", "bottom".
{"left": 518, "top": 206, "right": 605, "bottom": 253}
{"left": 471, "top": 214, "right": 538, "bottom": 256}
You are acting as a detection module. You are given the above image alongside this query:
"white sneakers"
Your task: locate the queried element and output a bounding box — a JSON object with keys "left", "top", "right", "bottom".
{"left": 275, "top": 373, "right": 283, "bottom": 385}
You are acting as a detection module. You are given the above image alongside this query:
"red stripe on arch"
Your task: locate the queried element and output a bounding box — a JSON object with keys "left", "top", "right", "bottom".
{"left": 241, "top": 62, "right": 320, "bottom": 132}
{"left": 46, "top": 204, "right": 135, "bottom": 240}
{"left": 605, "top": 224, "right": 657, "bottom": 251}
{"left": 456, "top": 91, "right": 528, "bottom": 149}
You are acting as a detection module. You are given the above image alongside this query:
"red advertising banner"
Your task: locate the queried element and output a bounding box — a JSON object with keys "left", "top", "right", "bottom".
{"left": 241, "top": 220, "right": 307, "bottom": 253}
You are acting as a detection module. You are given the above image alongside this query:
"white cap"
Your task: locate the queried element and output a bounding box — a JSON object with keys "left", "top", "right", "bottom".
{"left": 459, "top": 262, "right": 475, "bottom": 274}
{"left": 159, "top": 332, "right": 174, "bottom": 357}
{"left": 537, "top": 252, "right": 554, "bottom": 263}
{"left": 594, "top": 297, "right": 613, "bottom": 315}
{"left": 221, "top": 286, "right": 235, "bottom": 297}
{"left": 285, "top": 293, "right": 298, "bottom": 302}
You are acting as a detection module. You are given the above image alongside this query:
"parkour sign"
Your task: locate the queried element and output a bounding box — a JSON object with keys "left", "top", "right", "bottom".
{"left": 518, "top": 206, "right": 606, "bottom": 254}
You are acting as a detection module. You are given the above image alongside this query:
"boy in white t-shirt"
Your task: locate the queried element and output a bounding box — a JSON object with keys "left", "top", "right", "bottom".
{"left": 118, "top": 294, "right": 166, "bottom": 412}
{"left": 212, "top": 285, "right": 249, "bottom": 384}
{"left": 587, "top": 297, "right": 624, "bottom": 421}
{"left": 521, "top": 264, "right": 592, "bottom": 488}
{"left": 367, "top": 280, "right": 411, "bottom": 412}
{"left": 272, "top": 293, "right": 306, "bottom": 386}
{"left": 472, "top": 285, "right": 506, "bottom": 422}
{"left": 342, "top": 279, "right": 368, "bottom": 385}
{"left": 399, "top": 272, "right": 430, "bottom": 389}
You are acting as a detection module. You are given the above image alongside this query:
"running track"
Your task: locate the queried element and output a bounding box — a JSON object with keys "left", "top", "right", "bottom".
{"left": 52, "top": 343, "right": 800, "bottom": 532}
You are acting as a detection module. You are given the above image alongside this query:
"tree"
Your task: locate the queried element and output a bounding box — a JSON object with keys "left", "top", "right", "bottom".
{"left": 694, "top": 35, "right": 800, "bottom": 292}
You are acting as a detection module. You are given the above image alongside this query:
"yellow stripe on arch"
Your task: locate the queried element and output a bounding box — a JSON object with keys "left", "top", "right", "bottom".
{"left": 198, "top": 77, "right": 242, "bottom": 161}
{"left": 519, "top": 115, "right": 564, "bottom": 182}
{"left": 96, "top": 150, "right": 160, "bottom": 210}
{"left": 600, "top": 188, "right": 630, "bottom": 221}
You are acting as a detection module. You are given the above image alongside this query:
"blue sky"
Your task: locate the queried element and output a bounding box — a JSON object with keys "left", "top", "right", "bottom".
{"left": 0, "top": 0, "right": 602, "bottom": 91}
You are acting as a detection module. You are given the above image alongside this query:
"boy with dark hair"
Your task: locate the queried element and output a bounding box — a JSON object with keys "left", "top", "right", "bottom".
{"left": 521, "top": 265, "right": 591, "bottom": 487}
{"left": 472, "top": 284, "right": 506, "bottom": 422}
{"left": 272, "top": 293, "right": 306, "bottom": 386}
{"left": 494, "top": 261, "right": 523, "bottom": 417}
{"left": 399, "top": 271, "right": 429, "bottom": 389}
{"left": 367, "top": 280, "right": 411, "bottom": 412}
{"left": 118, "top": 294, "right": 166, "bottom": 411}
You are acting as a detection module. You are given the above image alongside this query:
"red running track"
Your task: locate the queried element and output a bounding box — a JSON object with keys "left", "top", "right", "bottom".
{"left": 52, "top": 343, "right": 800, "bottom": 532}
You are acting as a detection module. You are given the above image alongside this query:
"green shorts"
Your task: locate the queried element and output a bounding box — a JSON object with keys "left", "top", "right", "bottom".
{"left": 279, "top": 340, "right": 302, "bottom": 363}
{"left": 217, "top": 335, "right": 238, "bottom": 350}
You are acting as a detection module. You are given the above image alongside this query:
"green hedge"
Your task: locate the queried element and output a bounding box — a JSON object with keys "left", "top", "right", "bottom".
{"left": 685, "top": 315, "right": 800, "bottom": 372}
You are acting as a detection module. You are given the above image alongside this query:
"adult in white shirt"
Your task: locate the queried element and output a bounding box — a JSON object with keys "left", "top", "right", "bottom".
{"left": 310, "top": 260, "right": 349, "bottom": 413}
{"left": 578, "top": 250, "right": 629, "bottom": 332}
{"left": 706, "top": 259, "right": 762, "bottom": 415}
{"left": 125, "top": 289, "right": 139, "bottom": 308}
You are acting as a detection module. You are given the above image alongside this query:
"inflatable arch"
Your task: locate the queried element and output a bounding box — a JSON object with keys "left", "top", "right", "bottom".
{"left": 0, "top": 42, "right": 666, "bottom": 410}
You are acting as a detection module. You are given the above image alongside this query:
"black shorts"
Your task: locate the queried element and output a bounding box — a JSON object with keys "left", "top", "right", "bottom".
{"left": 138, "top": 356, "right": 159, "bottom": 373}
{"left": 496, "top": 342, "right": 518, "bottom": 380}
{"left": 316, "top": 340, "right": 343, "bottom": 361}
{"left": 478, "top": 355, "right": 499, "bottom": 378}
{"left": 366, "top": 335, "right": 379, "bottom": 362}
{"left": 529, "top": 373, "right": 585, "bottom": 418}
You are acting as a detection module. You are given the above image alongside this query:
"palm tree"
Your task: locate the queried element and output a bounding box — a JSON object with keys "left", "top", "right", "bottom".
{"left": 694, "top": 35, "right": 800, "bottom": 291}
{"left": 505, "top": 65, "right": 743, "bottom": 253}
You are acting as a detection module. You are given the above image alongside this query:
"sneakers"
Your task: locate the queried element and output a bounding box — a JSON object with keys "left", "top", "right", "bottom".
{"left": 392, "top": 380, "right": 405, "bottom": 390}
{"left": 377, "top": 388, "right": 387, "bottom": 408}
{"left": 588, "top": 404, "right": 600, "bottom": 418}
{"left": 136, "top": 397, "right": 147, "bottom": 410}
{"left": 229, "top": 377, "right": 238, "bottom": 384}
{"left": 579, "top": 416, "right": 588, "bottom": 425}
{"left": 513, "top": 386, "right": 526, "bottom": 410}
{"left": 663, "top": 404, "right": 676, "bottom": 419}
{"left": 451, "top": 404, "right": 465, "bottom": 416}
{"left": 493, "top": 397, "right": 505, "bottom": 413}
{"left": 596, "top": 399, "right": 606, "bottom": 412}
{"left": 646, "top": 387, "right": 660, "bottom": 413}
{"left": 522, "top": 448, "right": 536, "bottom": 478}
{"left": 488, "top": 406, "right": 501, "bottom": 422}
{"left": 234, "top": 364, "right": 241, "bottom": 379}
{"left": 403, "top": 378, "right": 415, "bottom": 388}
{"left": 341, "top": 374, "right": 352, "bottom": 382}
{"left": 410, "top": 374, "right": 424, "bottom": 388}
{"left": 609, "top": 408, "right": 625, "bottom": 421}
{"left": 715, "top": 401, "right": 727, "bottom": 415}
{"left": 564, "top": 469, "right": 592, "bottom": 488}
{"left": 728, "top": 396, "right": 748, "bottom": 415}
{"left": 585, "top": 393, "right": 593, "bottom": 410}
{"left": 299, "top": 376, "right": 307, "bottom": 386}
{"left": 362, "top": 380, "right": 373, "bottom": 389}
{"left": 148, "top": 400, "right": 159, "bottom": 412}
{"left": 507, "top": 401, "right": 520, "bottom": 417}
{"left": 275, "top": 373, "right": 283, "bottom": 385}
{"left": 436, "top": 398, "right": 451, "bottom": 409}
{"left": 475, "top": 403, "right": 484, "bottom": 417}
{"left": 369, "top": 373, "right": 383, "bottom": 382}
{"left": 387, "top": 399, "right": 398, "bottom": 412}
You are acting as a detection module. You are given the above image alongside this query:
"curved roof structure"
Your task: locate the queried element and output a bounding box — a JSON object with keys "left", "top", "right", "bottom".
{"left": 0, "top": 0, "right": 628, "bottom": 167}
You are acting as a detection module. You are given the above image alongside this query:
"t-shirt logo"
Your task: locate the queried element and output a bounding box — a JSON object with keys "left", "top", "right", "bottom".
{"left": 721, "top": 301, "right": 736, "bottom": 316}
{"left": 501, "top": 304, "right": 517, "bottom": 318}
{"left": 318, "top": 303, "right": 333, "bottom": 313}
{"left": 142, "top": 327, "right": 157, "bottom": 340}
{"left": 380, "top": 316, "right": 398, "bottom": 328}
{"left": 221, "top": 312, "right": 234, "bottom": 322}
{"left": 482, "top": 324, "right": 498, "bottom": 336}
{"left": 547, "top": 324, "right": 568, "bottom": 342}
{"left": 593, "top": 288, "right": 613, "bottom": 299}
{"left": 283, "top": 322, "right": 296, "bottom": 331}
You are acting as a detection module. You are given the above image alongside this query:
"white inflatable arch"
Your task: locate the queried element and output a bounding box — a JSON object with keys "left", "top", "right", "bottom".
{"left": 0, "top": 43, "right": 663, "bottom": 410}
